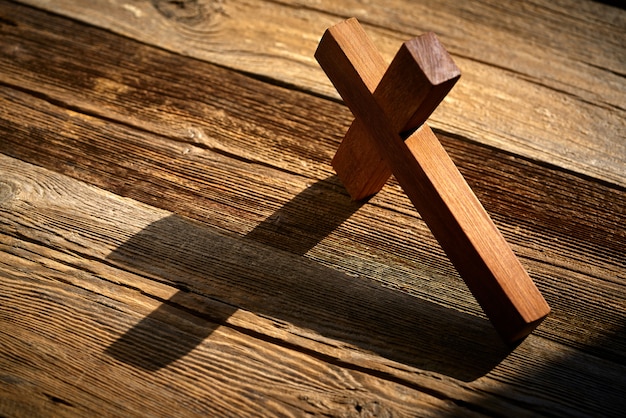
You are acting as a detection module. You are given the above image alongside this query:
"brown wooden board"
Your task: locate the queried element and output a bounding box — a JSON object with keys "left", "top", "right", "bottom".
{"left": 1, "top": 2, "right": 625, "bottom": 417}
{"left": 3, "top": 154, "right": 491, "bottom": 417}
{"left": 15, "top": 0, "right": 626, "bottom": 187}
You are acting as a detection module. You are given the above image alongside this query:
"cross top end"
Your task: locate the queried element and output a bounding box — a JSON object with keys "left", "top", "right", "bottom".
{"left": 402, "top": 33, "right": 461, "bottom": 86}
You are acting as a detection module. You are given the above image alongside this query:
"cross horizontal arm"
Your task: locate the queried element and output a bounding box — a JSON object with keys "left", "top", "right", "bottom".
{"left": 315, "top": 19, "right": 550, "bottom": 343}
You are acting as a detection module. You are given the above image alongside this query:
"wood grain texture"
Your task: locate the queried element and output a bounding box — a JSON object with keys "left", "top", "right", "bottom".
{"left": 316, "top": 18, "right": 549, "bottom": 342}
{"left": 1, "top": 149, "right": 624, "bottom": 418}
{"left": 1, "top": 160, "right": 467, "bottom": 418}
{"left": 14, "top": 0, "right": 626, "bottom": 187}
{"left": 0, "top": 0, "right": 623, "bottom": 356}
{"left": 1, "top": 2, "right": 625, "bottom": 417}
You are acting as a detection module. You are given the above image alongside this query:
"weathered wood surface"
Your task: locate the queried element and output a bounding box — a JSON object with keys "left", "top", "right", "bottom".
{"left": 15, "top": 0, "right": 626, "bottom": 188}
{"left": 0, "top": 1, "right": 625, "bottom": 417}
{"left": 2, "top": 154, "right": 482, "bottom": 417}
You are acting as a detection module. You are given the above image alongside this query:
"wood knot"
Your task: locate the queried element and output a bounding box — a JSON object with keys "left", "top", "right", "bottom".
{"left": 152, "top": 0, "right": 220, "bottom": 26}
{"left": 0, "top": 181, "right": 17, "bottom": 206}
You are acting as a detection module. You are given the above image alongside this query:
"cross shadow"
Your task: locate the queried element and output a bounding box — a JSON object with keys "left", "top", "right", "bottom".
{"left": 104, "top": 175, "right": 512, "bottom": 380}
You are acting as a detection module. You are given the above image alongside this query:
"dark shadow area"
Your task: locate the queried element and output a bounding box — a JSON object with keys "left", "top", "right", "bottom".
{"left": 104, "top": 290, "right": 231, "bottom": 372}
{"left": 105, "top": 288, "right": 237, "bottom": 371}
{"left": 592, "top": 0, "right": 625, "bottom": 9}
{"left": 105, "top": 175, "right": 513, "bottom": 380}
{"left": 245, "top": 175, "right": 366, "bottom": 255}
{"left": 443, "top": 321, "right": 626, "bottom": 418}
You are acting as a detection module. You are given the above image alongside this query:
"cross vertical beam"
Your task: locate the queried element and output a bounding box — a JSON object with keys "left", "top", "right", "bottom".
{"left": 315, "top": 18, "right": 550, "bottom": 343}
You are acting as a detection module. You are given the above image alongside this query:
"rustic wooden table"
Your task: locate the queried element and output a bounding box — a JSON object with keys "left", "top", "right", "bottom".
{"left": 1, "top": 0, "right": 624, "bottom": 416}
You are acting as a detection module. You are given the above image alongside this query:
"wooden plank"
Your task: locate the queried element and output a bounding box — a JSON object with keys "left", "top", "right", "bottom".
{"left": 1, "top": 4, "right": 625, "bottom": 415}
{"left": 2, "top": 155, "right": 625, "bottom": 417}
{"left": 13, "top": 0, "right": 626, "bottom": 187}
{"left": 0, "top": 158, "right": 471, "bottom": 417}
{"left": 0, "top": 0, "right": 624, "bottom": 362}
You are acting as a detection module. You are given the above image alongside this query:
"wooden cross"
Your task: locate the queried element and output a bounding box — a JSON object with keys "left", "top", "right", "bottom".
{"left": 315, "top": 18, "right": 550, "bottom": 343}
